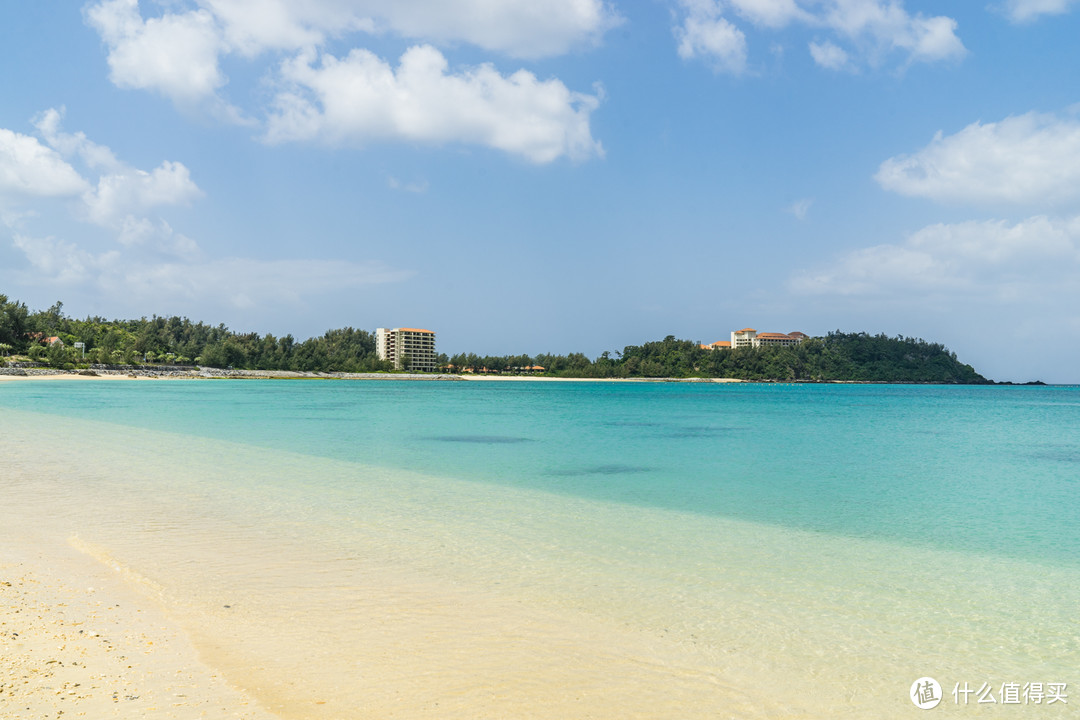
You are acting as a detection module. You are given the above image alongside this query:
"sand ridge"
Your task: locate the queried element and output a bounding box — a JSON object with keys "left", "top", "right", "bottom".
{"left": 0, "top": 539, "right": 276, "bottom": 720}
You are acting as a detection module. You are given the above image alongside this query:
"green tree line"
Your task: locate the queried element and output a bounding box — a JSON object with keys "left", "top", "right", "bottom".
{"left": 2, "top": 293, "right": 987, "bottom": 382}
{"left": 450, "top": 333, "right": 987, "bottom": 383}
{"left": 1, "top": 294, "right": 391, "bottom": 372}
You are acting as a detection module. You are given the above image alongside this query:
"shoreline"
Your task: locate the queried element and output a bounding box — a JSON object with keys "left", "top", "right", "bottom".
{"left": 2, "top": 368, "right": 1026, "bottom": 384}
{"left": 0, "top": 367, "right": 747, "bottom": 383}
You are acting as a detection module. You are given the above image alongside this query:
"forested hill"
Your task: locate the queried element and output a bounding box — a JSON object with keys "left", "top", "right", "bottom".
{"left": 598, "top": 333, "right": 988, "bottom": 383}
{"left": 1, "top": 294, "right": 988, "bottom": 382}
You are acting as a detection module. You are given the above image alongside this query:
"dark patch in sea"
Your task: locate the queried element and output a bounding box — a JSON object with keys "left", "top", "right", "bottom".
{"left": 549, "top": 464, "right": 654, "bottom": 477}
{"left": 1028, "top": 450, "right": 1080, "bottom": 464}
{"left": 664, "top": 426, "right": 737, "bottom": 439}
{"left": 428, "top": 435, "right": 534, "bottom": 444}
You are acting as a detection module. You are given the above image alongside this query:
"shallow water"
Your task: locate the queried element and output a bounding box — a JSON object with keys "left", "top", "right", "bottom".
{"left": 1, "top": 380, "right": 1077, "bottom": 717}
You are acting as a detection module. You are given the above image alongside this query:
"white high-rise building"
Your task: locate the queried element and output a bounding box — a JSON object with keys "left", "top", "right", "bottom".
{"left": 376, "top": 328, "right": 437, "bottom": 371}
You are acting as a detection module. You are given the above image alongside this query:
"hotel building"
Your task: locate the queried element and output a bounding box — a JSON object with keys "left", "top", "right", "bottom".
{"left": 376, "top": 327, "right": 437, "bottom": 372}
{"left": 730, "top": 328, "right": 806, "bottom": 348}
{"left": 702, "top": 329, "right": 808, "bottom": 349}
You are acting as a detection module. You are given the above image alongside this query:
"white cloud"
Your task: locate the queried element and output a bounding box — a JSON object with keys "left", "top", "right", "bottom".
{"left": 116, "top": 216, "right": 202, "bottom": 260}
{"left": 673, "top": 0, "right": 964, "bottom": 73}
{"left": 675, "top": 3, "right": 748, "bottom": 74}
{"left": 4, "top": 110, "right": 410, "bottom": 310}
{"left": 118, "top": 257, "right": 412, "bottom": 308}
{"left": 0, "top": 130, "right": 90, "bottom": 198}
{"left": 809, "top": 40, "right": 848, "bottom": 70}
{"left": 728, "top": 0, "right": 810, "bottom": 28}
{"left": 25, "top": 109, "right": 204, "bottom": 227}
{"left": 194, "top": 0, "right": 362, "bottom": 56}
{"left": 791, "top": 215, "right": 1080, "bottom": 296}
{"left": 196, "top": 0, "right": 618, "bottom": 58}
{"left": 84, "top": 162, "right": 203, "bottom": 227}
{"left": 2, "top": 112, "right": 205, "bottom": 286}
{"left": 787, "top": 198, "right": 813, "bottom": 220}
{"left": 12, "top": 234, "right": 115, "bottom": 285}
{"left": 354, "top": 0, "right": 620, "bottom": 59}
{"left": 86, "top": 0, "right": 228, "bottom": 106}
{"left": 876, "top": 111, "right": 1080, "bottom": 206}
{"left": 901, "top": 15, "right": 965, "bottom": 64}
{"left": 1000, "top": 0, "right": 1079, "bottom": 23}
{"left": 83, "top": 1, "right": 610, "bottom": 158}
{"left": 819, "top": 1, "right": 964, "bottom": 64}
{"left": 11, "top": 229, "right": 412, "bottom": 308}
{"left": 388, "top": 176, "right": 429, "bottom": 194}
{"left": 34, "top": 108, "right": 121, "bottom": 172}
{"left": 266, "top": 45, "right": 603, "bottom": 163}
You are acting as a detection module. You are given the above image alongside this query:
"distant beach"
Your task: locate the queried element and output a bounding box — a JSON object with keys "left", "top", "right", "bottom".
{"left": 0, "top": 367, "right": 746, "bottom": 382}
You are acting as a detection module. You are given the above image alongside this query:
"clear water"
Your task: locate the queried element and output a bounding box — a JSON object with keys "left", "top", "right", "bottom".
{"left": 2, "top": 380, "right": 1078, "bottom": 718}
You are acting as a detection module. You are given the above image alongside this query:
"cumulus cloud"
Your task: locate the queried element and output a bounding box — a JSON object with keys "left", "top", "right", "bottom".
{"left": 809, "top": 40, "right": 848, "bottom": 70}
{"left": 84, "top": 162, "right": 203, "bottom": 227}
{"left": 193, "top": 0, "right": 618, "bottom": 58}
{"left": 12, "top": 234, "right": 115, "bottom": 285}
{"left": 86, "top": 0, "right": 228, "bottom": 106}
{"left": 999, "top": 0, "right": 1079, "bottom": 23}
{"left": 354, "top": 0, "right": 620, "bottom": 59}
{"left": 673, "top": 0, "right": 964, "bottom": 73}
{"left": 0, "top": 130, "right": 90, "bottom": 198}
{"left": 11, "top": 229, "right": 411, "bottom": 309}
{"left": 25, "top": 109, "right": 204, "bottom": 228}
{"left": 876, "top": 110, "right": 1080, "bottom": 206}
{"left": 727, "top": 0, "right": 811, "bottom": 28}
{"left": 83, "top": 0, "right": 611, "bottom": 159}
{"left": 265, "top": 45, "right": 603, "bottom": 163}
{"left": 86, "top": 0, "right": 619, "bottom": 66}
{"left": 4, "top": 110, "right": 411, "bottom": 310}
{"left": 116, "top": 216, "right": 202, "bottom": 260}
{"left": 3, "top": 111, "right": 205, "bottom": 282}
{"left": 33, "top": 108, "right": 121, "bottom": 172}
{"left": 675, "top": 3, "right": 748, "bottom": 74}
{"left": 791, "top": 215, "right": 1080, "bottom": 296}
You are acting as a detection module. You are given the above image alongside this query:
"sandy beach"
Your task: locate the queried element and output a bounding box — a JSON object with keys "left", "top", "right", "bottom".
{"left": 6, "top": 378, "right": 1071, "bottom": 719}
{"left": 0, "top": 414, "right": 774, "bottom": 720}
{"left": 0, "top": 537, "right": 274, "bottom": 720}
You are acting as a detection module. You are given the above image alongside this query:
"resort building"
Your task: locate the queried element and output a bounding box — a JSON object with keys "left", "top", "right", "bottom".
{"left": 376, "top": 327, "right": 437, "bottom": 372}
{"left": 730, "top": 328, "right": 806, "bottom": 348}
{"left": 700, "top": 341, "right": 732, "bottom": 350}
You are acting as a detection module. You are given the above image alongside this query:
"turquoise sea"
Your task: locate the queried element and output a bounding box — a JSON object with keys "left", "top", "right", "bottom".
{"left": 2, "top": 379, "right": 1078, "bottom": 718}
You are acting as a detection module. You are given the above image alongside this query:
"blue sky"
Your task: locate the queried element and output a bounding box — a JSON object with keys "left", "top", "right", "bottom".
{"left": 2, "top": 1, "right": 1079, "bottom": 382}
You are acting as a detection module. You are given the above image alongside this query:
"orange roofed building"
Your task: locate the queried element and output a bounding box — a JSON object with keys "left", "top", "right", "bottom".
{"left": 376, "top": 327, "right": 436, "bottom": 372}
{"left": 731, "top": 328, "right": 805, "bottom": 348}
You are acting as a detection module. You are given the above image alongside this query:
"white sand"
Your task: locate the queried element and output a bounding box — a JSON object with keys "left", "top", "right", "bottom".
{"left": 0, "top": 536, "right": 275, "bottom": 720}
